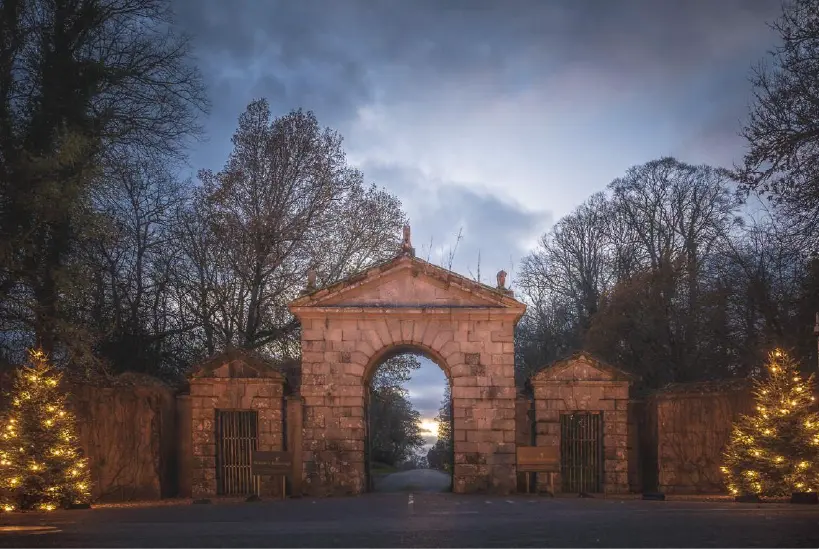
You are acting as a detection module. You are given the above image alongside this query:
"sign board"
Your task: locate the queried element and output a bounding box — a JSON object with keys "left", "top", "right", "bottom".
{"left": 516, "top": 446, "right": 560, "bottom": 473}
{"left": 251, "top": 451, "right": 292, "bottom": 477}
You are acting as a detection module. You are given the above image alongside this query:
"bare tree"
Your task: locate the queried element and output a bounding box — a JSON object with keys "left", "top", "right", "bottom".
{"left": 0, "top": 0, "right": 207, "bottom": 360}
{"left": 85, "top": 158, "right": 194, "bottom": 375}
{"left": 178, "top": 100, "right": 405, "bottom": 354}
{"left": 735, "top": 0, "right": 819, "bottom": 245}
{"left": 519, "top": 192, "right": 613, "bottom": 334}
{"left": 515, "top": 192, "right": 621, "bottom": 380}
{"left": 598, "top": 158, "right": 740, "bottom": 383}
{"left": 516, "top": 158, "right": 750, "bottom": 390}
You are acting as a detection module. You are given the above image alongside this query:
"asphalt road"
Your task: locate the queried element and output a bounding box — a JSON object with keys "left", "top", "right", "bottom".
{"left": 0, "top": 493, "right": 818, "bottom": 547}
{"left": 374, "top": 469, "right": 452, "bottom": 492}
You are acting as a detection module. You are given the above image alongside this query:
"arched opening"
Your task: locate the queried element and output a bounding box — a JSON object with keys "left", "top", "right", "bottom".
{"left": 363, "top": 345, "right": 454, "bottom": 493}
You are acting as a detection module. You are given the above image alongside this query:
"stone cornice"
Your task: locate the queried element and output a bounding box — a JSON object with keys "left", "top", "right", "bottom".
{"left": 290, "top": 305, "right": 525, "bottom": 321}
{"left": 530, "top": 379, "right": 630, "bottom": 387}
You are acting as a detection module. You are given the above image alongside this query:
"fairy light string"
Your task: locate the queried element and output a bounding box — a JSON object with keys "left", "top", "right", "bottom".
{"left": 0, "top": 349, "right": 91, "bottom": 511}
{"left": 722, "top": 349, "right": 819, "bottom": 497}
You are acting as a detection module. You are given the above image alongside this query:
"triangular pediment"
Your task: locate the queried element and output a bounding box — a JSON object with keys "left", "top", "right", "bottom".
{"left": 188, "top": 347, "right": 285, "bottom": 380}
{"left": 289, "top": 255, "right": 525, "bottom": 314}
{"left": 531, "top": 351, "right": 634, "bottom": 384}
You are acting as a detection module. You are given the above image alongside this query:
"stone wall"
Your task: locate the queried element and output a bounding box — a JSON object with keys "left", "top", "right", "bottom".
{"left": 176, "top": 395, "right": 193, "bottom": 498}
{"left": 647, "top": 380, "right": 755, "bottom": 494}
{"left": 69, "top": 376, "right": 177, "bottom": 502}
{"left": 530, "top": 352, "right": 632, "bottom": 494}
{"left": 627, "top": 399, "right": 647, "bottom": 492}
{"left": 187, "top": 350, "right": 286, "bottom": 499}
{"left": 0, "top": 370, "right": 177, "bottom": 502}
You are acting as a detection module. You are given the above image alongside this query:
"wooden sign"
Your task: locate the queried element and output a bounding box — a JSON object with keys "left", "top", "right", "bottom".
{"left": 517, "top": 446, "right": 560, "bottom": 473}
{"left": 251, "top": 451, "right": 292, "bottom": 477}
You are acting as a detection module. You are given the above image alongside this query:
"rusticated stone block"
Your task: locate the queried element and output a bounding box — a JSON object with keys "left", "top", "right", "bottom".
{"left": 343, "top": 363, "right": 365, "bottom": 376}
{"left": 452, "top": 386, "right": 481, "bottom": 399}
{"left": 250, "top": 397, "right": 272, "bottom": 409}
{"left": 192, "top": 430, "right": 213, "bottom": 444}
{"left": 190, "top": 383, "right": 214, "bottom": 397}
{"left": 439, "top": 340, "right": 460, "bottom": 358}
{"left": 483, "top": 342, "right": 504, "bottom": 355}
{"left": 302, "top": 329, "right": 325, "bottom": 341}
{"left": 339, "top": 417, "right": 364, "bottom": 430}
{"left": 597, "top": 399, "right": 615, "bottom": 411}
{"left": 459, "top": 341, "right": 482, "bottom": 354}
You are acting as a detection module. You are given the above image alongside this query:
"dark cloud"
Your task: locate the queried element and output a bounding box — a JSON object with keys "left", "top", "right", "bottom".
{"left": 358, "top": 161, "right": 550, "bottom": 284}
{"left": 411, "top": 394, "right": 445, "bottom": 421}
{"left": 169, "top": 0, "right": 782, "bottom": 420}
{"left": 408, "top": 358, "right": 448, "bottom": 421}
{"left": 174, "top": 0, "right": 779, "bottom": 126}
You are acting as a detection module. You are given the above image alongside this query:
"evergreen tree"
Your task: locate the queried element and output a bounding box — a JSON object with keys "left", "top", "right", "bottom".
{"left": 0, "top": 350, "right": 91, "bottom": 511}
{"left": 723, "top": 349, "right": 819, "bottom": 497}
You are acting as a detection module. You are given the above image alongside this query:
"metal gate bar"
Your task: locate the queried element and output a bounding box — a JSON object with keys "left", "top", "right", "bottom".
{"left": 560, "top": 412, "right": 602, "bottom": 493}
{"left": 216, "top": 410, "right": 259, "bottom": 496}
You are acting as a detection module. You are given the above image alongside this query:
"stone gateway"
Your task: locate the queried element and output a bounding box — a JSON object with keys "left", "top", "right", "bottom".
{"left": 180, "top": 229, "right": 644, "bottom": 499}
{"left": 288, "top": 252, "right": 526, "bottom": 496}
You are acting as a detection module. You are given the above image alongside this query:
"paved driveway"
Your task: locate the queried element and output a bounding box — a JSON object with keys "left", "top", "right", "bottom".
{"left": 0, "top": 493, "right": 817, "bottom": 547}
{"left": 373, "top": 469, "right": 452, "bottom": 492}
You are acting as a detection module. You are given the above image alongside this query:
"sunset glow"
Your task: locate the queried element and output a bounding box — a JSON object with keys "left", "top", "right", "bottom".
{"left": 419, "top": 419, "right": 438, "bottom": 435}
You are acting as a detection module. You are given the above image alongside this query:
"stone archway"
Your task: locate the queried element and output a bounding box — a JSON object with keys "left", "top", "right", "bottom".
{"left": 362, "top": 342, "right": 453, "bottom": 492}
{"left": 288, "top": 239, "right": 526, "bottom": 496}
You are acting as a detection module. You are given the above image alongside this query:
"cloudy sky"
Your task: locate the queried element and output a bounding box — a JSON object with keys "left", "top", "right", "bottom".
{"left": 171, "top": 0, "right": 784, "bottom": 438}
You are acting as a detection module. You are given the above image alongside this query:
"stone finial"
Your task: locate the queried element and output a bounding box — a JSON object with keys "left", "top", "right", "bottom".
{"left": 400, "top": 224, "right": 415, "bottom": 257}
{"left": 496, "top": 270, "right": 507, "bottom": 289}
{"left": 306, "top": 268, "right": 317, "bottom": 290}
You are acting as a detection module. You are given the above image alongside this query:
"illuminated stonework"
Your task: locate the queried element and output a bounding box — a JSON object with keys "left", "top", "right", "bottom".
{"left": 289, "top": 253, "right": 526, "bottom": 496}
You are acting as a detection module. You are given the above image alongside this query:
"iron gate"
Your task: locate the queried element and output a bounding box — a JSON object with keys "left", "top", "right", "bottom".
{"left": 560, "top": 412, "right": 603, "bottom": 493}
{"left": 216, "top": 410, "right": 259, "bottom": 496}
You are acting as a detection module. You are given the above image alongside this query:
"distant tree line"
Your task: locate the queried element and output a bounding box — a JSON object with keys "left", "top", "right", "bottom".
{"left": 514, "top": 0, "right": 819, "bottom": 391}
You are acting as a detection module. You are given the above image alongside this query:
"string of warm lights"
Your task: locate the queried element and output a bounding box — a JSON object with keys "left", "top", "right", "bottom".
{"left": 0, "top": 349, "right": 91, "bottom": 512}
{"left": 722, "top": 349, "right": 819, "bottom": 497}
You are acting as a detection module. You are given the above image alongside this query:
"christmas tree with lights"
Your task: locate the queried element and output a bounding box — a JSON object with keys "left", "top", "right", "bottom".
{"left": 0, "top": 349, "right": 91, "bottom": 511}
{"left": 722, "top": 349, "right": 819, "bottom": 497}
